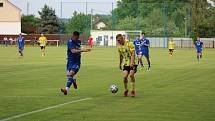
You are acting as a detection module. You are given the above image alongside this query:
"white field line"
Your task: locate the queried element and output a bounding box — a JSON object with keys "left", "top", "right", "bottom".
{"left": 0, "top": 96, "right": 76, "bottom": 99}
{"left": 0, "top": 98, "right": 92, "bottom": 121}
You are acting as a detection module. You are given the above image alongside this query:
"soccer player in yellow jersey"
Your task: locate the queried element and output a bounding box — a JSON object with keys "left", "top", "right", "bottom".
{"left": 117, "top": 34, "right": 138, "bottom": 97}
{"left": 38, "top": 34, "right": 47, "bottom": 56}
{"left": 168, "top": 38, "right": 175, "bottom": 56}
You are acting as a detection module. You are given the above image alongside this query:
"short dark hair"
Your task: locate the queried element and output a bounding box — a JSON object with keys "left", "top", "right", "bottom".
{"left": 73, "top": 31, "right": 80, "bottom": 37}
{"left": 141, "top": 32, "right": 145, "bottom": 35}
{"left": 116, "top": 34, "right": 123, "bottom": 39}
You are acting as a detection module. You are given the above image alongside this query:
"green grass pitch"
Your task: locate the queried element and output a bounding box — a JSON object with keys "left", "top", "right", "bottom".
{"left": 0, "top": 46, "right": 215, "bottom": 121}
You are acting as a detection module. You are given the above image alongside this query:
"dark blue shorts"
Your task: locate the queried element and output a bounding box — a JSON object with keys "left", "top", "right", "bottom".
{"left": 197, "top": 49, "right": 202, "bottom": 53}
{"left": 67, "top": 61, "right": 80, "bottom": 74}
{"left": 136, "top": 51, "right": 143, "bottom": 56}
{"left": 19, "top": 47, "right": 24, "bottom": 50}
{"left": 143, "top": 52, "right": 149, "bottom": 58}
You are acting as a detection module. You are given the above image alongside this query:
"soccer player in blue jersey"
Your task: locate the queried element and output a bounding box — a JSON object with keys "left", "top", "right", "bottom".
{"left": 195, "top": 37, "right": 203, "bottom": 62}
{"left": 140, "top": 32, "right": 151, "bottom": 70}
{"left": 61, "top": 31, "right": 91, "bottom": 95}
{"left": 133, "top": 36, "right": 144, "bottom": 68}
{"left": 17, "top": 34, "right": 25, "bottom": 57}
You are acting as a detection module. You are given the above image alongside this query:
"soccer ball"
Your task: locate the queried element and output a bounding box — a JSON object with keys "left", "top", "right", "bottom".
{"left": 110, "top": 84, "right": 118, "bottom": 93}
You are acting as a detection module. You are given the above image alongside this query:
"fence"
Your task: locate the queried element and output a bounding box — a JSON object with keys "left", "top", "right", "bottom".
{"left": 148, "top": 38, "right": 215, "bottom": 48}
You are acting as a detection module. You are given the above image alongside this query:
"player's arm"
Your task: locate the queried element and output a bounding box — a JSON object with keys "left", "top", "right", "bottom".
{"left": 23, "top": 38, "right": 25, "bottom": 44}
{"left": 130, "top": 50, "right": 135, "bottom": 67}
{"left": 144, "top": 39, "right": 150, "bottom": 47}
{"left": 71, "top": 48, "right": 91, "bottom": 53}
{"left": 129, "top": 43, "right": 135, "bottom": 67}
{"left": 119, "top": 52, "right": 123, "bottom": 70}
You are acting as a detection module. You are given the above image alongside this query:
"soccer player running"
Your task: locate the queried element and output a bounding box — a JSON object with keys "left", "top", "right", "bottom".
{"left": 194, "top": 37, "right": 203, "bottom": 62}
{"left": 117, "top": 34, "right": 138, "bottom": 97}
{"left": 17, "top": 34, "right": 25, "bottom": 57}
{"left": 61, "top": 31, "right": 91, "bottom": 95}
{"left": 38, "top": 34, "right": 47, "bottom": 56}
{"left": 168, "top": 38, "right": 175, "bottom": 56}
{"left": 133, "top": 36, "right": 144, "bottom": 69}
{"left": 140, "top": 32, "right": 151, "bottom": 70}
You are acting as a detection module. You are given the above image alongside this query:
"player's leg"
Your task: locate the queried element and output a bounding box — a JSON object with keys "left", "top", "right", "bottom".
{"left": 21, "top": 48, "right": 24, "bottom": 56}
{"left": 40, "top": 46, "right": 43, "bottom": 56}
{"left": 169, "top": 49, "right": 172, "bottom": 55}
{"left": 18, "top": 48, "right": 23, "bottom": 56}
{"left": 196, "top": 51, "right": 200, "bottom": 61}
{"left": 61, "top": 64, "right": 80, "bottom": 95}
{"left": 40, "top": 46, "right": 44, "bottom": 56}
{"left": 129, "top": 65, "right": 137, "bottom": 97}
{"left": 42, "top": 46, "right": 45, "bottom": 56}
{"left": 138, "top": 54, "right": 144, "bottom": 68}
{"left": 144, "top": 54, "right": 151, "bottom": 70}
{"left": 18, "top": 48, "right": 21, "bottom": 56}
{"left": 61, "top": 70, "right": 76, "bottom": 95}
{"left": 67, "top": 64, "right": 80, "bottom": 90}
{"left": 170, "top": 49, "right": 173, "bottom": 55}
{"left": 122, "top": 66, "right": 129, "bottom": 97}
{"left": 200, "top": 51, "right": 202, "bottom": 58}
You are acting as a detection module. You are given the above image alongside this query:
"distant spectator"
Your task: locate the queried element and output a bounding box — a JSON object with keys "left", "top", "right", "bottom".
{"left": 9, "top": 37, "right": 13, "bottom": 46}
{"left": 34, "top": 37, "right": 38, "bottom": 46}
{"left": 3, "top": 37, "right": 8, "bottom": 46}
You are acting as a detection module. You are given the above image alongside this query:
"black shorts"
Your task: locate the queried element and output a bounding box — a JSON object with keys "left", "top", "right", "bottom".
{"left": 40, "top": 46, "right": 45, "bottom": 49}
{"left": 123, "top": 65, "right": 138, "bottom": 73}
{"left": 169, "top": 49, "right": 174, "bottom": 52}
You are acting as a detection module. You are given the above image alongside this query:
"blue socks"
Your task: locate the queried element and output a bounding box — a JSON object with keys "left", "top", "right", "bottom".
{"left": 66, "top": 77, "right": 74, "bottom": 88}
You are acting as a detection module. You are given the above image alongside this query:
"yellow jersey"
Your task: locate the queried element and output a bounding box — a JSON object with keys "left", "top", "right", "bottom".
{"left": 118, "top": 41, "right": 138, "bottom": 66}
{"left": 168, "top": 41, "right": 175, "bottom": 49}
{"left": 39, "top": 36, "right": 47, "bottom": 46}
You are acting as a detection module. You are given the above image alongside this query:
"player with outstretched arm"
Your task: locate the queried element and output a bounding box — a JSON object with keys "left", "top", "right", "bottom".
{"left": 61, "top": 31, "right": 91, "bottom": 95}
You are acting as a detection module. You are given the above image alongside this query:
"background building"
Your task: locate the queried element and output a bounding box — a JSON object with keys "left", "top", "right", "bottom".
{"left": 0, "top": 0, "right": 21, "bottom": 35}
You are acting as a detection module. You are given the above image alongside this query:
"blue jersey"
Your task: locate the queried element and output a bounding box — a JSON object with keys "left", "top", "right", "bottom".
{"left": 133, "top": 39, "right": 143, "bottom": 54}
{"left": 195, "top": 40, "right": 203, "bottom": 50}
{"left": 141, "top": 38, "right": 150, "bottom": 54}
{"left": 67, "top": 39, "right": 81, "bottom": 66}
{"left": 17, "top": 37, "right": 24, "bottom": 48}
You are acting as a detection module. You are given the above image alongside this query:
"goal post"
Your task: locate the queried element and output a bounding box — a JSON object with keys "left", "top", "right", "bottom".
{"left": 125, "top": 30, "right": 142, "bottom": 42}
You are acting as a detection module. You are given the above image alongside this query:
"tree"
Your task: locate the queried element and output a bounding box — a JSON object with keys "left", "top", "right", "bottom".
{"left": 21, "top": 15, "right": 39, "bottom": 34}
{"left": 115, "top": 16, "right": 139, "bottom": 30}
{"left": 191, "top": 0, "right": 215, "bottom": 37}
{"left": 65, "top": 11, "right": 90, "bottom": 35}
{"left": 38, "top": 5, "right": 60, "bottom": 34}
{"left": 113, "top": 0, "right": 192, "bottom": 36}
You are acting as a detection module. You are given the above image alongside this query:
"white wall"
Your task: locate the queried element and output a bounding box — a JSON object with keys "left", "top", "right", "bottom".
{"left": 96, "top": 22, "right": 106, "bottom": 30}
{"left": 0, "top": 22, "right": 21, "bottom": 35}
{"left": 91, "top": 30, "right": 126, "bottom": 46}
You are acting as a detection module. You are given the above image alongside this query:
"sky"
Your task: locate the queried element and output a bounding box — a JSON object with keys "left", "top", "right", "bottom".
{"left": 207, "top": 0, "right": 215, "bottom": 7}
{"left": 9, "top": 0, "right": 215, "bottom": 18}
{"left": 9, "top": 0, "right": 119, "bottom": 18}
